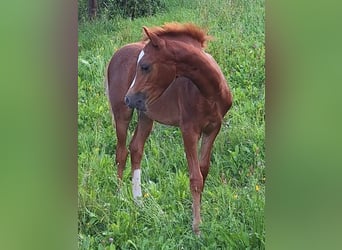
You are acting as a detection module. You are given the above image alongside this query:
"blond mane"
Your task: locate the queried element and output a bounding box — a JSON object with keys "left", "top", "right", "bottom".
{"left": 142, "top": 22, "right": 212, "bottom": 48}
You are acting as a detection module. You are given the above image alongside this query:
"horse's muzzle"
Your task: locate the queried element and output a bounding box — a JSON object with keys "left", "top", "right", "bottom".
{"left": 124, "top": 92, "right": 146, "bottom": 111}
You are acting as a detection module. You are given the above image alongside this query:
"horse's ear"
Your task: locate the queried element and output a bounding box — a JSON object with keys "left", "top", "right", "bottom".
{"left": 143, "top": 26, "right": 164, "bottom": 48}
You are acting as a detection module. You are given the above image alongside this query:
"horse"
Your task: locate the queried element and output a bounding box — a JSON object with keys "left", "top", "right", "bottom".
{"left": 105, "top": 22, "right": 233, "bottom": 235}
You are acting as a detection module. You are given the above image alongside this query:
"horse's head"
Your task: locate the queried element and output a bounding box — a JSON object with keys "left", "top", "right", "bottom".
{"left": 124, "top": 27, "right": 177, "bottom": 111}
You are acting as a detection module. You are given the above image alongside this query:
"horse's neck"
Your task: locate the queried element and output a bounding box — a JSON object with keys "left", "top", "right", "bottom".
{"left": 172, "top": 42, "right": 230, "bottom": 107}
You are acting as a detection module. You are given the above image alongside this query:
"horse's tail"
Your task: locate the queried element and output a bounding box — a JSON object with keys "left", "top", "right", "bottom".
{"left": 104, "top": 62, "right": 116, "bottom": 126}
{"left": 104, "top": 62, "right": 110, "bottom": 98}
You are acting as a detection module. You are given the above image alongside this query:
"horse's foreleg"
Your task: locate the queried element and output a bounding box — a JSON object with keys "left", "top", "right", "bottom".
{"left": 129, "top": 112, "right": 153, "bottom": 202}
{"left": 199, "top": 124, "right": 221, "bottom": 186}
{"left": 113, "top": 107, "right": 132, "bottom": 180}
{"left": 181, "top": 127, "right": 202, "bottom": 235}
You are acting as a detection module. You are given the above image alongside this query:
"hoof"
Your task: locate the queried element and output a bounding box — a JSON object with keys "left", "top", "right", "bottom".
{"left": 133, "top": 196, "right": 143, "bottom": 206}
{"left": 192, "top": 223, "right": 201, "bottom": 236}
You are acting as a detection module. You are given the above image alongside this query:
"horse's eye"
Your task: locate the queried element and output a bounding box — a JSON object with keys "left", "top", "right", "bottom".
{"left": 140, "top": 63, "right": 150, "bottom": 72}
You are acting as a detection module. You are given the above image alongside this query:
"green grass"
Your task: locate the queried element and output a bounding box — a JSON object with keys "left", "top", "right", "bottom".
{"left": 78, "top": 0, "right": 265, "bottom": 248}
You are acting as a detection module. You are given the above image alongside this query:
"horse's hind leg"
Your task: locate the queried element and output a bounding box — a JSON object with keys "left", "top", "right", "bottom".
{"left": 129, "top": 112, "right": 153, "bottom": 201}
{"left": 113, "top": 106, "right": 133, "bottom": 180}
{"left": 181, "top": 126, "right": 202, "bottom": 235}
{"left": 199, "top": 124, "right": 221, "bottom": 186}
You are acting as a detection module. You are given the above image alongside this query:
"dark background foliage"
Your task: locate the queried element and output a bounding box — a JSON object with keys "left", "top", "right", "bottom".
{"left": 79, "top": 0, "right": 166, "bottom": 21}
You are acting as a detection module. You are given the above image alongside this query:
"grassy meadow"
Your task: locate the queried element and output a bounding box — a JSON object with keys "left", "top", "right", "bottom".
{"left": 78, "top": 0, "right": 265, "bottom": 249}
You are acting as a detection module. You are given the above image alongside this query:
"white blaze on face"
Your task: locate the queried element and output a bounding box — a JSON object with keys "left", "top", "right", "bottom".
{"left": 129, "top": 50, "right": 145, "bottom": 89}
{"left": 137, "top": 49, "right": 145, "bottom": 63}
{"left": 132, "top": 169, "right": 142, "bottom": 199}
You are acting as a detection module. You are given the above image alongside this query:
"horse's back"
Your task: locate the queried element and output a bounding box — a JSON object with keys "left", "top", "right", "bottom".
{"left": 106, "top": 42, "right": 145, "bottom": 109}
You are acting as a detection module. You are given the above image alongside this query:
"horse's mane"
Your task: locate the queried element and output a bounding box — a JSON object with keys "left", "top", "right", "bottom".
{"left": 142, "top": 22, "right": 212, "bottom": 48}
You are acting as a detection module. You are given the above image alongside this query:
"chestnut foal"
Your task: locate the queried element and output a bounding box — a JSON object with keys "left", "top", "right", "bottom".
{"left": 106, "top": 23, "right": 232, "bottom": 234}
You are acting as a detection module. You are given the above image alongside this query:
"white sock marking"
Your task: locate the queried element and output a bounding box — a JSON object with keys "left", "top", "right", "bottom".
{"left": 132, "top": 169, "right": 142, "bottom": 199}
{"left": 129, "top": 50, "right": 144, "bottom": 89}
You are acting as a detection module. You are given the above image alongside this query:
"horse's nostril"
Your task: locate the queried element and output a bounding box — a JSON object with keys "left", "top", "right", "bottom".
{"left": 124, "top": 96, "right": 130, "bottom": 105}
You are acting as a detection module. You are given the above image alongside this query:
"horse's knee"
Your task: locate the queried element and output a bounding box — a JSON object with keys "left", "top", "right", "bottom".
{"left": 129, "top": 143, "right": 141, "bottom": 156}
{"left": 190, "top": 177, "right": 203, "bottom": 193}
{"left": 116, "top": 143, "right": 127, "bottom": 155}
{"left": 129, "top": 143, "right": 143, "bottom": 165}
{"left": 116, "top": 144, "right": 128, "bottom": 163}
{"left": 115, "top": 144, "right": 129, "bottom": 179}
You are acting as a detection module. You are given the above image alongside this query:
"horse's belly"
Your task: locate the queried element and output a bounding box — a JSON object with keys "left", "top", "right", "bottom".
{"left": 144, "top": 106, "right": 180, "bottom": 126}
